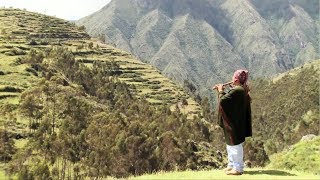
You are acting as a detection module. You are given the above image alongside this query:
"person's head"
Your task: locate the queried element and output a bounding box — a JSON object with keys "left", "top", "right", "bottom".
{"left": 232, "top": 70, "right": 249, "bottom": 85}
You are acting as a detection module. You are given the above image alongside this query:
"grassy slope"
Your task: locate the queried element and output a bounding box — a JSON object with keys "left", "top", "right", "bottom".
{"left": 78, "top": 0, "right": 320, "bottom": 101}
{"left": 0, "top": 8, "right": 203, "bottom": 177}
{"left": 249, "top": 60, "right": 319, "bottom": 150}
{"left": 272, "top": 60, "right": 320, "bottom": 82}
{"left": 130, "top": 168, "right": 319, "bottom": 180}
{"left": 0, "top": 8, "right": 201, "bottom": 116}
{"left": 130, "top": 62, "right": 320, "bottom": 179}
{"left": 268, "top": 137, "right": 320, "bottom": 174}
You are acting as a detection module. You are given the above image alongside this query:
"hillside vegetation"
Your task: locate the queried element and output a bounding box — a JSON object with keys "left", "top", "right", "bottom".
{"left": 0, "top": 7, "right": 319, "bottom": 180}
{"left": 0, "top": 8, "right": 218, "bottom": 179}
{"left": 206, "top": 60, "right": 320, "bottom": 169}
{"left": 77, "top": 0, "right": 320, "bottom": 99}
{"left": 131, "top": 137, "right": 320, "bottom": 179}
{"left": 268, "top": 136, "right": 320, "bottom": 174}
{"left": 249, "top": 60, "right": 319, "bottom": 154}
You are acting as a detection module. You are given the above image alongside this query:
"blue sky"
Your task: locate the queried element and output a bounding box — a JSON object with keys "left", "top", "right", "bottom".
{"left": 0, "top": 0, "right": 111, "bottom": 20}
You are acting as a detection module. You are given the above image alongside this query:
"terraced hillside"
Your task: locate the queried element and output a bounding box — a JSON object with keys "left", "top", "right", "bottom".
{"left": 77, "top": 0, "right": 320, "bottom": 100}
{"left": 0, "top": 8, "right": 201, "bottom": 116}
{"left": 0, "top": 9, "right": 215, "bottom": 179}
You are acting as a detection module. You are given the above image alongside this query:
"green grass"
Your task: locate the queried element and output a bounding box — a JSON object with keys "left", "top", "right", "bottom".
{"left": 0, "top": 163, "right": 13, "bottom": 180}
{"left": 14, "top": 139, "right": 28, "bottom": 149}
{"left": 272, "top": 60, "right": 320, "bottom": 83}
{"left": 268, "top": 137, "right": 320, "bottom": 174}
{"left": 0, "top": 169, "right": 16, "bottom": 180}
{"left": 0, "top": 170, "right": 7, "bottom": 180}
{"left": 130, "top": 168, "right": 320, "bottom": 180}
{"left": 0, "top": 9, "right": 206, "bottom": 179}
{"left": 0, "top": 8, "right": 203, "bottom": 118}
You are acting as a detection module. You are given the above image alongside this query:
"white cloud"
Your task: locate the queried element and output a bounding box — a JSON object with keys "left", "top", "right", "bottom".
{"left": 0, "top": 0, "right": 111, "bottom": 20}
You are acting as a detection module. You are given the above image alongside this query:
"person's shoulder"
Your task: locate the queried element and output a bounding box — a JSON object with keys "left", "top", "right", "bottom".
{"left": 233, "top": 86, "right": 245, "bottom": 92}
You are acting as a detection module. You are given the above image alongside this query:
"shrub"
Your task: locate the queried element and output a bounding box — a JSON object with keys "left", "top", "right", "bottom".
{"left": 147, "top": 80, "right": 161, "bottom": 85}
{"left": 3, "top": 44, "right": 13, "bottom": 48}
{"left": 9, "top": 48, "right": 26, "bottom": 55}
{"left": 11, "top": 57, "right": 23, "bottom": 66}
{"left": 1, "top": 29, "right": 6, "bottom": 34}
{"left": 120, "top": 73, "right": 139, "bottom": 78}
{"left": 0, "top": 86, "right": 22, "bottom": 92}
{"left": 28, "top": 39, "right": 38, "bottom": 45}
{"left": 149, "top": 85, "right": 162, "bottom": 89}
{"left": 39, "top": 39, "right": 49, "bottom": 45}
{"left": 133, "top": 77, "right": 148, "bottom": 82}
{"left": 25, "top": 67, "right": 38, "bottom": 76}
{"left": 78, "top": 25, "right": 86, "bottom": 31}
{"left": 268, "top": 137, "right": 320, "bottom": 174}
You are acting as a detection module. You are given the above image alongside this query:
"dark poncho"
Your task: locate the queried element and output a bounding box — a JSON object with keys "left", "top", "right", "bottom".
{"left": 218, "top": 85, "right": 252, "bottom": 145}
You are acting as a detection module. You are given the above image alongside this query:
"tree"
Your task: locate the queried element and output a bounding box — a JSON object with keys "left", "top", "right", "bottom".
{"left": 33, "top": 162, "right": 51, "bottom": 180}
{"left": 78, "top": 25, "right": 86, "bottom": 31}
{"left": 0, "top": 129, "right": 16, "bottom": 162}
{"left": 1, "top": 29, "right": 6, "bottom": 35}
{"left": 88, "top": 42, "right": 93, "bottom": 49}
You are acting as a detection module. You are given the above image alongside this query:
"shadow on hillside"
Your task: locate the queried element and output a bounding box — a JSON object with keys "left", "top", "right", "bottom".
{"left": 245, "top": 170, "right": 296, "bottom": 176}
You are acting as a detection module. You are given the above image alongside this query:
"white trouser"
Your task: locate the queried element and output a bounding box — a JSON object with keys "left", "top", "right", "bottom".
{"left": 226, "top": 143, "right": 244, "bottom": 172}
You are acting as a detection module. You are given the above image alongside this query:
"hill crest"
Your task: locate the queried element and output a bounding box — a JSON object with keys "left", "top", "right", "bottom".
{"left": 77, "top": 0, "right": 320, "bottom": 99}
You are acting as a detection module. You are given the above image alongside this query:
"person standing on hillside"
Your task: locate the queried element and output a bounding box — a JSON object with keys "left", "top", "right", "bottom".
{"left": 213, "top": 70, "right": 252, "bottom": 175}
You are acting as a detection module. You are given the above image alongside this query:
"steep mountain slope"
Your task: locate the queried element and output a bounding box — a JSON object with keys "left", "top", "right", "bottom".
{"left": 0, "top": 8, "right": 201, "bottom": 117}
{"left": 207, "top": 60, "right": 320, "bottom": 168}
{"left": 1, "top": 7, "right": 318, "bottom": 179}
{"left": 0, "top": 8, "right": 219, "bottom": 179}
{"left": 77, "top": 0, "right": 320, "bottom": 98}
{"left": 248, "top": 60, "right": 319, "bottom": 157}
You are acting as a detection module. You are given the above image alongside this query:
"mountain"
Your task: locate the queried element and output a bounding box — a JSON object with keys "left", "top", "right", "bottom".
{"left": 1, "top": 7, "right": 319, "bottom": 179}
{"left": 0, "top": 8, "right": 202, "bottom": 117}
{"left": 77, "top": 0, "right": 320, "bottom": 98}
{"left": 243, "top": 60, "right": 320, "bottom": 165}
{"left": 0, "top": 8, "right": 219, "bottom": 179}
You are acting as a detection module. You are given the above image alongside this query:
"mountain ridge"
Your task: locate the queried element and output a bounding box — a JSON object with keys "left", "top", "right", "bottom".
{"left": 77, "top": 0, "right": 319, "bottom": 99}
{"left": 1, "top": 8, "right": 221, "bottom": 178}
{"left": 1, "top": 7, "right": 319, "bottom": 179}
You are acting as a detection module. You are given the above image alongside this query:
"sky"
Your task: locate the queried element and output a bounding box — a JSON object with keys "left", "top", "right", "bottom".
{"left": 0, "top": 0, "right": 111, "bottom": 20}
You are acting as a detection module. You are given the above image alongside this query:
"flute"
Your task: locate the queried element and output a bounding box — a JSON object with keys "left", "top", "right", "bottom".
{"left": 212, "top": 81, "right": 233, "bottom": 90}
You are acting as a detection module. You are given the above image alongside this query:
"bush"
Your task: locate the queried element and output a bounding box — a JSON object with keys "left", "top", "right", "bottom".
{"left": 3, "top": 44, "right": 13, "bottom": 48}
{"left": 10, "top": 48, "right": 26, "bottom": 56}
{"left": 4, "top": 51, "right": 15, "bottom": 56}
{"left": 28, "top": 39, "right": 38, "bottom": 45}
{"left": 11, "top": 30, "right": 27, "bottom": 35}
{"left": 1, "top": 29, "right": 6, "bottom": 34}
{"left": 120, "top": 73, "right": 139, "bottom": 78}
{"left": 11, "top": 57, "right": 23, "bottom": 66}
{"left": 149, "top": 85, "right": 162, "bottom": 89}
{"left": 25, "top": 67, "right": 38, "bottom": 76}
{"left": 39, "top": 39, "right": 49, "bottom": 45}
{"left": 268, "top": 137, "right": 320, "bottom": 174}
{"left": 78, "top": 25, "right": 86, "bottom": 31}
{"left": 147, "top": 80, "right": 161, "bottom": 85}
{"left": 17, "top": 46, "right": 30, "bottom": 50}
{"left": 133, "top": 77, "right": 148, "bottom": 82}
{"left": 0, "top": 129, "right": 16, "bottom": 162}
{"left": 0, "top": 86, "right": 22, "bottom": 92}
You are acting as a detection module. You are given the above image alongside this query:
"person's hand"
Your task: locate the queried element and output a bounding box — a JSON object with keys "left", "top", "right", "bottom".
{"left": 213, "top": 84, "right": 224, "bottom": 92}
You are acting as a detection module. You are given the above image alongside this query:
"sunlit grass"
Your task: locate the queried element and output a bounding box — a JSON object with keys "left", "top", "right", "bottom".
{"left": 14, "top": 138, "right": 28, "bottom": 149}
{"left": 268, "top": 137, "right": 320, "bottom": 174}
{"left": 130, "top": 168, "right": 320, "bottom": 180}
